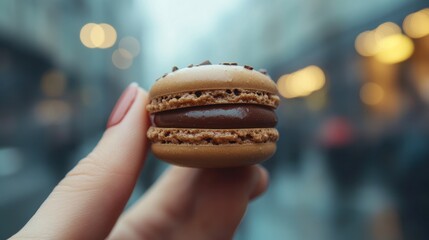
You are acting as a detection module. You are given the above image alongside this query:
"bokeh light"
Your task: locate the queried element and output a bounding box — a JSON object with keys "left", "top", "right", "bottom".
{"left": 374, "top": 34, "right": 414, "bottom": 64}
{"left": 277, "top": 74, "right": 290, "bottom": 98}
{"left": 360, "top": 82, "right": 384, "bottom": 105}
{"left": 277, "top": 65, "right": 326, "bottom": 99}
{"left": 374, "top": 22, "right": 401, "bottom": 42}
{"left": 89, "top": 24, "right": 105, "bottom": 47}
{"left": 355, "top": 31, "right": 378, "bottom": 57}
{"left": 112, "top": 48, "right": 133, "bottom": 69}
{"left": 80, "top": 23, "right": 117, "bottom": 48}
{"left": 403, "top": 9, "right": 429, "bottom": 39}
{"left": 40, "top": 70, "right": 67, "bottom": 97}
{"left": 119, "top": 36, "right": 141, "bottom": 57}
{"left": 355, "top": 22, "right": 414, "bottom": 64}
{"left": 98, "top": 23, "right": 117, "bottom": 48}
{"left": 80, "top": 23, "right": 97, "bottom": 48}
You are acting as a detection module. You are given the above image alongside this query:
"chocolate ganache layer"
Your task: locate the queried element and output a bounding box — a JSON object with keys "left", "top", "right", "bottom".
{"left": 151, "top": 104, "right": 277, "bottom": 129}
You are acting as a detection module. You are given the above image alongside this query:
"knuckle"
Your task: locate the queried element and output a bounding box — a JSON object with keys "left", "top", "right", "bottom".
{"left": 55, "top": 153, "right": 108, "bottom": 194}
{"left": 54, "top": 151, "right": 133, "bottom": 195}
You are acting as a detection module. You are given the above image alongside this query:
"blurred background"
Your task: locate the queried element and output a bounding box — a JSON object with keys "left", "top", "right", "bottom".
{"left": 1, "top": 0, "right": 429, "bottom": 239}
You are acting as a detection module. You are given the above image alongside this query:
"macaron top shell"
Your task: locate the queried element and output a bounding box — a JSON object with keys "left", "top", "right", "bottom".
{"left": 149, "top": 65, "right": 277, "bottom": 99}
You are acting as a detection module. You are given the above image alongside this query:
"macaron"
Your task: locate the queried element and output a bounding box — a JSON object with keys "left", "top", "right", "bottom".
{"left": 146, "top": 61, "right": 280, "bottom": 168}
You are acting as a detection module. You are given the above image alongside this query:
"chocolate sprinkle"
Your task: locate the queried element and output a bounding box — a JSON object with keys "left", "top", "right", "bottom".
{"left": 221, "top": 62, "right": 238, "bottom": 66}
{"left": 187, "top": 64, "right": 194, "bottom": 68}
{"left": 172, "top": 66, "right": 178, "bottom": 72}
{"left": 197, "top": 60, "right": 212, "bottom": 66}
{"left": 162, "top": 73, "right": 168, "bottom": 78}
{"left": 259, "top": 69, "right": 268, "bottom": 75}
{"left": 244, "top": 65, "right": 254, "bottom": 70}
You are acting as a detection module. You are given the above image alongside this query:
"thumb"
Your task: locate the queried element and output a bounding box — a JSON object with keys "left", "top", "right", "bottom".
{"left": 13, "top": 83, "right": 150, "bottom": 240}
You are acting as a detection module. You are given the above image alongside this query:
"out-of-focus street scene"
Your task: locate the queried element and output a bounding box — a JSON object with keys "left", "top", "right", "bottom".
{"left": 1, "top": 1, "right": 429, "bottom": 239}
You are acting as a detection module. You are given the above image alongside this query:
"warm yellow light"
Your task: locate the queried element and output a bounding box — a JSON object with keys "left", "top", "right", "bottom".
{"left": 119, "top": 37, "right": 141, "bottom": 57}
{"left": 304, "top": 65, "right": 325, "bottom": 90}
{"left": 355, "top": 31, "right": 377, "bottom": 57}
{"left": 356, "top": 22, "right": 402, "bottom": 57}
{"left": 374, "top": 22, "right": 401, "bottom": 42}
{"left": 278, "top": 74, "right": 308, "bottom": 99}
{"left": 90, "top": 24, "right": 105, "bottom": 47}
{"left": 277, "top": 74, "right": 290, "bottom": 98}
{"left": 112, "top": 48, "right": 133, "bottom": 69}
{"left": 41, "top": 70, "right": 67, "bottom": 97}
{"left": 361, "top": 82, "right": 384, "bottom": 105}
{"left": 283, "top": 74, "right": 311, "bottom": 98}
{"left": 374, "top": 34, "right": 414, "bottom": 64}
{"left": 287, "top": 75, "right": 313, "bottom": 97}
{"left": 98, "top": 23, "right": 117, "bottom": 48}
{"left": 403, "top": 9, "right": 429, "bottom": 39}
{"left": 80, "top": 23, "right": 117, "bottom": 48}
{"left": 80, "top": 23, "right": 97, "bottom": 48}
{"left": 277, "top": 65, "right": 326, "bottom": 99}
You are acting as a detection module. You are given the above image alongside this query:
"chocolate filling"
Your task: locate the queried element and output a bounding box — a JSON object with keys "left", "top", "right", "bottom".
{"left": 151, "top": 104, "right": 277, "bottom": 129}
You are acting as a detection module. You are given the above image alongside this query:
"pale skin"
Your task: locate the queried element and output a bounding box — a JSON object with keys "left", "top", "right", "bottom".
{"left": 11, "top": 88, "right": 269, "bottom": 240}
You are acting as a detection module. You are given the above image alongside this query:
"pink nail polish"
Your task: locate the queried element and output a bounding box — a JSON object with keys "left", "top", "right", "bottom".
{"left": 106, "top": 83, "right": 138, "bottom": 128}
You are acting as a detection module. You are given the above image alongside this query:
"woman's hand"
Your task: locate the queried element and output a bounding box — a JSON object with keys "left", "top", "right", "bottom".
{"left": 11, "top": 83, "right": 269, "bottom": 240}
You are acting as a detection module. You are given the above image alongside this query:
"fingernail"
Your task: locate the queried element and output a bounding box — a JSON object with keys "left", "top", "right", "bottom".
{"left": 106, "top": 82, "right": 139, "bottom": 129}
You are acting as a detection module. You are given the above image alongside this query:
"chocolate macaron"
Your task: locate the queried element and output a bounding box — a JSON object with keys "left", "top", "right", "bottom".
{"left": 147, "top": 61, "right": 280, "bottom": 168}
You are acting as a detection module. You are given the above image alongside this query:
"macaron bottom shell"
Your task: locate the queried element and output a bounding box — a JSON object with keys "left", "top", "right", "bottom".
{"left": 151, "top": 142, "right": 276, "bottom": 168}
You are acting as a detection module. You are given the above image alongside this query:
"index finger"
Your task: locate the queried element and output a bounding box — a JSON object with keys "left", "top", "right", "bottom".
{"left": 12, "top": 85, "right": 150, "bottom": 240}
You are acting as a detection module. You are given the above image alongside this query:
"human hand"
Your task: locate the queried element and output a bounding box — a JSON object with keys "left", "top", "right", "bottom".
{"left": 11, "top": 83, "right": 269, "bottom": 240}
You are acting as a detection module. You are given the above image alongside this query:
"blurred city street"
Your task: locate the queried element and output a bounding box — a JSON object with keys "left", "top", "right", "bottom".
{"left": 1, "top": 0, "right": 429, "bottom": 239}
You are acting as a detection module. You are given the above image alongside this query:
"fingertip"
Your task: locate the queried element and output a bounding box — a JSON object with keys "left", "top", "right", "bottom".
{"left": 249, "top": 165, "right": 270, "bottom": 200}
